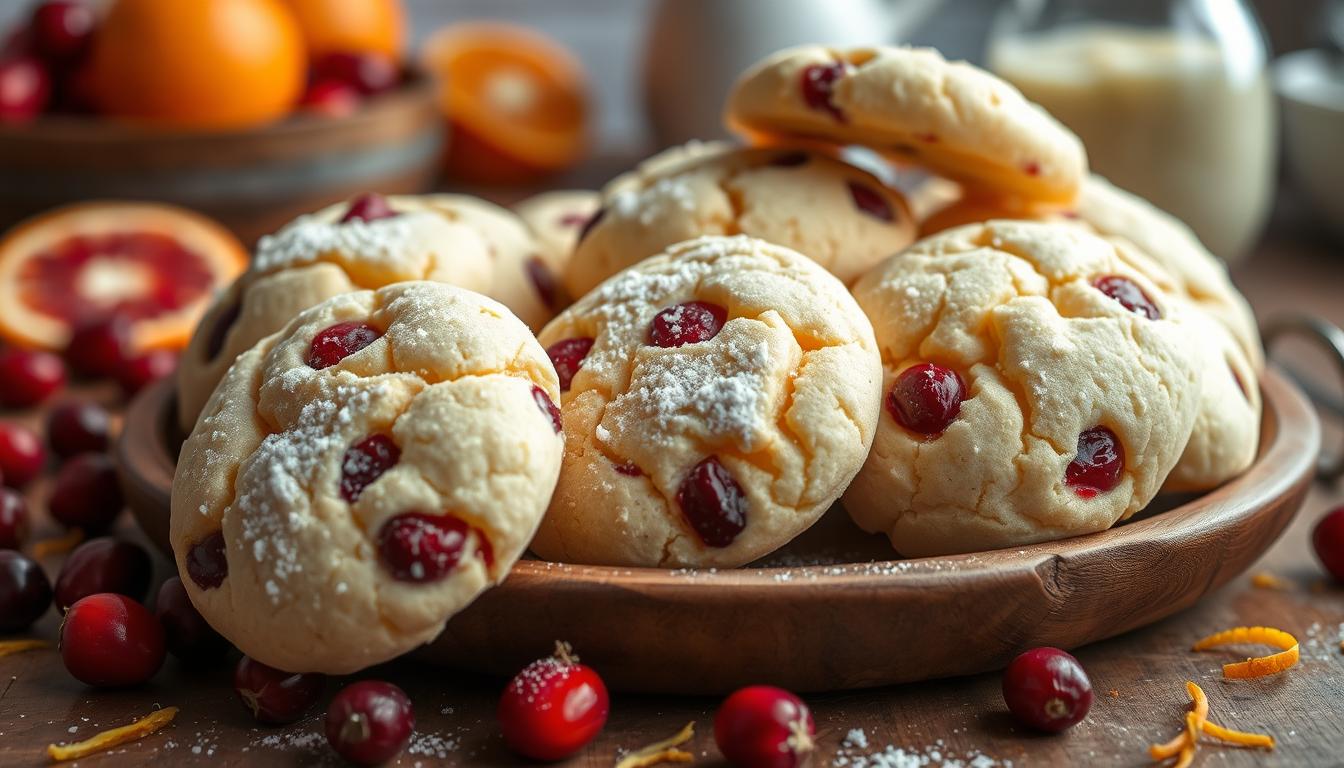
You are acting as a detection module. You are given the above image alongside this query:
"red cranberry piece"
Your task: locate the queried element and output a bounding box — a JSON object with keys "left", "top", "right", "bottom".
{"left": 577, "top": 207, "right": 605, "bottom": 243}
{"left": 887, "top": 363, "right": 966, "bottom": 437}
{"left": 1065, "top": 427, "right": 1124, "bottom": 498}
{"left": 0, "top": 348, "right": 66, "bottom": 407}
{"left": 558, "top": 212, "right": 590, "bottom": 228}
{"left": 847, "top": 181, "right": 895, "bottom": 222}
{"left": 714, "top": 685, "right": 816, "bottom": 768}
{"left": 300, "top": 78, "right": 360, "bottom": 117}
{"left": 30, "top": 1, "right": 96, "bottom": 63}
{"left": 648, "top": 301, "right": 728, "bottom": 348}
{"left": 48, "top": 453, "right": 123, "bottom": 533}
{"left": 54, "top": 537, "right": 151, "bottom": 613}
{"left": 155, "top": 576, "right": 229, "bottom": 663}
{"left": 498, "top": 644, "right": 609, "bottom": 761}
{"left": 1313, "top": 506, "right": 1344, "bottom": 581}
{"left": 117, "top": 349, "right": 178, "bottom": 397}
{"left": 546, "top": 337, "right": 594, "bottom": 392}
{"left": 185, "top": 530, "right": 227, "bottom": 590}
{"left": 204, "top": 300, "right": 241, "bottom": 361}
{"left": 677, "top": 457, "right": 748, "bottom": 548}
{"left": 1002, "top": 647, "right": 1093, "bottom": 732}
{"left": 613, "top": 460, "right": 642, "bottom": 477}
{"left": 325, "top": 681, "right": 416, "bottom": 766}
{"left": 312, "top": 51, "right": 401, "bottom": 96}
{"left": 800, "top": 62, "right": 847, "bottom": 121}
{"left": 532, "top": 385, "right": 563, "bottom": 434}
{"left": 46, "top": 400, "right": 111, "bottom": 458}
{"left": 234, "top": 655, "right": 327, "bottom": 725}
{"left": 378, "top": 512, "right": 482, "bottom": 582}
{"left": 525, "top": 256, "right": 562, "bottom": 311}
{"left": 340, "top": 193, "right": 398, "bottom": 224}
{"left": 0, "top": 422, "right": 46, "bottom": 487}
{"left": 60, "top": 593, "right": 165, "bottom": 687}
{"left": 341, "top": 434, "right": 400, "bottom": 502}
{"left": 65, "top": 314, "right": 133, "bottom": 379}
{"left": 0, "top": 488, "right": 29, "bottom": 550}
{"left": 1092, "top": 276, "right": 1160, "bottom": 320}
{"left": 0, "top": 550, "right": 51, "bottom": 631}
{"left": 0, "top": 56, "right": 51, "bottom": 122}
{"left": 308, "top": 321, "right": 381, "bottom": 369}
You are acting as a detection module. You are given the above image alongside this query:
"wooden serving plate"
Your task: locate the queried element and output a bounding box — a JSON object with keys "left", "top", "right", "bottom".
{"left": 118, "top": 370, "right": 1320, "bottom": 693}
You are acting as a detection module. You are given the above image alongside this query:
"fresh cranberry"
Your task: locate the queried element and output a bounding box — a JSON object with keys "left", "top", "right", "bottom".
{"left": 648, "top": 301, "right": 728, "bottom": 348}
{"left": 48, "top": 453, "right": 123, "bottom": 532}
{"left": 546, "top": 337, "right": 594, "bottom": 392}
{"left": 312, "top": 51, "right": 401, "bottom": 96}
{"left": 325, "top": 681, "right": 415, "bottom": 766}
{"left": 1312, "top": 507, "right": 1344, "bottom": 581}
{"left": 339, "top": 193, "right": 397, "bottom": 224}
{"left": 0, "top": 550, "right": 51, "bottom": 631}
{"left": 377, "top": 512, "right": 472, "bottom": 582}
{"left": 46, "top": 400, "right": 111, "bottom": 458}
{"left": 65, "top": 314, "right": 133, "bottom": 379}
{"left": 0, "top": 422, "right": 46, "bottom": 486}
{"left": 887, "top": 363, "right": 966, "bottom": 436}
{"left": 1092, "top": 276, "right": 1160, "bottom": 320}
{"left": 677, "top": 457, "right": 748, "bottom": 548}
{"left": 1065, "top": 427, "right": 1124, "bottom": 498}
{"left": 60, "top": 593, "right": 165, "bottom": 687}
{"left": 29, "top": 1, "right": 96, "bottom": 63}
{"left": 185, "top": 531, "right": 227, "bottom": 590}
{"left": 117, "top": 349, "right": 178, "bottom": 397}
{"left": 847, "top": 182, "right": 895, "bottom": 222}
{"left": 532, "top": 385, "right": 562, "bottom": 434}
{"left": 714, "top": 685, "right": 815, "bottom": 768}
{"left": 525, "top": 256, "right": 561, "bottom": 310}
{"left": 1002, "top": 647, "right": 1093, "bottom": 732}
{"left": 301, "top": 79, "right": 360, "bottom": 117}
{"left": 0, "top": 56, "right": 51, "bottom": 122}
{"left": 800, "top": 62, "right": 847, "bottom": 121}
{"left": 0, "top": 348, "right": 66, "bottom": 407}
{"left": 577, "top": 207, "right": 605, "bottom": 242}
{"left": 307, "top": 321, "right": 381, "bottom": 369}
{"left": 234, "top": 655, "right": 326, "bottom": 725}
{"left": 53, "top": 538, "right": 151, "bottom": 613}
{"left": 0, "top": 488, "right": 28, "bottom": 549}
{"left": 498, "top": 645, "right": 609, "bottom": 761}
{"left": 155, "top": 576, "right": 229, "bottom": 662}
{"left": 341, "top": 434, "right": 400, "bottom": 502}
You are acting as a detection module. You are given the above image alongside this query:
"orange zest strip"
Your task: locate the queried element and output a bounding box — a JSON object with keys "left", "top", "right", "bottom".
{"left": 1149, "top": 682, "right": 1208, "bottom": 760}
{"left": 1250, "top": 572, "right": 1291, "bottom": 590}
{"left": 1192, "top": 626, "right": 1299, "bottom": 679}
{"left": 47, "top": 706, "right": 178, "bottom": 763}
{"left": 614, "top": 721, "right": 695, "bottom": 768}
{"left": 1172, "top": 745, "right": 1194, "bottom": 768}
{"left": 0, "top": 639, "right": 50, "bottom": 658}
{"left": 29, "top": 528, "right": 84, "bottom": 559}
{"left": 1203, "top": 720, "right": 1275, "bottom": 750}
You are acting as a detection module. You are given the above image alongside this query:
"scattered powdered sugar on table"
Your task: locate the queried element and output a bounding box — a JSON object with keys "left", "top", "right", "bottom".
{"left": 253, "top": 212, "right": 436, "bottom": 274}
{"left": 834, "top": 730, "right": 1012, "bottom": 768}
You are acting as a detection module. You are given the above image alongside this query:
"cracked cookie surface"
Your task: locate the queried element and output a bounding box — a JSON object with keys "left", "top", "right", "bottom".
{"left": 171, "top": 281, "right": 563, "bottom": 674}
{"left": 534, "top": 235, "right": 882, "bottom": 568}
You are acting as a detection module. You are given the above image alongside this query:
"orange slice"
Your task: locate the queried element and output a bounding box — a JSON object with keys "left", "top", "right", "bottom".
{"left": 1192, "top": 626, "right": 1299, "bottom": 679}
{"left": 421, "top": 22, "right": 589, "bottom": 184}
{"left": 0, "top": 203, "right": 247, "bottom": 354}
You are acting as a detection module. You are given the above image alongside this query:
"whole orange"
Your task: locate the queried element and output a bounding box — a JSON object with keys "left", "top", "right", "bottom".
{"left": 89, "top": 0, "right": 307, "bottom": 131}
{"left": 283, "top": 0, "right": 405, "bottom": 59}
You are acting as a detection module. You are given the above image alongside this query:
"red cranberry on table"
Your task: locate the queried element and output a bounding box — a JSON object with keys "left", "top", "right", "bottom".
{"left": 1001, "top": 647, "right": 1093, "bottom": 733}
{"left": 46, "top": 399, "right": 111, "bottom": 458}
{"left": 0, "top": 422, "right": 46, "bottom": 487}
{"left": 325, "top": 680, "right": 415, "bottom": 766}
{"left": 1313, "top": 506, "right": 1344, "bottom": 581}
{"left": 545, "top": 337, "right": 594, "bottom": 392}
{"left": 29, "top": 1, "right": 96, "bottom": 63}
{"left": 60, "top": 593, "right": 165, "bottom": 687}
{"left": 48, "top": 453, "right": 124, "bottom": 532}
{"left": 498, "top": 643, "right": 609, "bottom": 761}
{"left": 235, "top": 655, "right": 327, "bottom": 725}
{"left": 0, "top": 56, "right": 51, "bottom": 122}
{"left": 0, "top": 550, "right": 51, "bottom": 631}
{"left": 53, "top": 537, "right": 151, "bottom": 612}
{"left": 312, "top": 51, "right": 401, "bottom": 96}
{"left": 0, "top": 348, "right": 66, "bottom": 407}
{"left": 714, "top": 685, "right": 816, "bottom": 768}
{"left": 155, "top": 576, "right": 228, "bottom": 663}
{"left": 648, "top": 301, "right": 728, "bottom": 348}
{"left": 65, "top": 314, "right": 134, "bottom": 379}
{"left": 117, "top": 349, "right": 178, "bottom": 397}
{"left": 0, "top": 488, "right": 29, "bottom": 549}
{"left": 301, "top": 79, "right": 360, "bottom": 117}
{"left": 887, "top": 363, "right": 966, "bottom": 437}
{"left": 308, "top": 321, "right": 382, "bottom": 369}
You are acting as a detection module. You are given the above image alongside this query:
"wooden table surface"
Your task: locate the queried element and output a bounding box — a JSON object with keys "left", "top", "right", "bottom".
{"left": 1, "top": 209, "right": 1341, "bottom": 768}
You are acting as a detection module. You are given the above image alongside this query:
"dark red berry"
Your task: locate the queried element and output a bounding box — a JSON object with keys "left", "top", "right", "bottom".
{"left": 155, "top": 576, "right": 229, "bottom": 663}
{"left": 525, "top": 256, "right": 562, "bottom": 310}
{"left": 312, "top": 51, "right": 401, "bottom": 96}
{"left": 1065, "top": 427, "right": 1125, "bottom": 499}
{"left": 714, "top": 685, "right": 816, "bottom": 768}
{"left": 65, "top": 315, "right": 133, "bottom": 379}
{"left": 185, "top": 531, "right": 227, "bottom": 590}
{"left": 613, "top": 460, "right": 642, "bottom": 477}
{"left": 1092, "top": 276, "right": 1160, "bottom": 320}
{"left": 60, "top": 593, "right": 165, "bottom": 687}
{"left": 1002, "top": 647, "right": 1093, "bottom": 732}
{"left": 377, "top": 512, "right": 472, "bottom": 582}
{"left": 48, "top": 453, "right": 123, "bottom": 532}
{"left": 325, "top": 681, "right": 415, "bottom": 766}
{"left": 800, "top": 62, "right": 847, "bottom": 121}
{"left": 340, "top": 193, "right": 398, "bottom": 224}
{"left": 498, "top": 644, "right": 609, "bottom": 761}
{"left": 0, "top": 422, "right": 46, "bottom": 487}
{"left": 117, "top": 349, "right": 178, "bottom": 397}
{"left": 0, "top": 550, "right": 51, "bottom": 631}
{"left": 546, "top": 337, "right": 594, "bottom": 392}
{"left": 54, "top": 538, "right": 152, "bottom": 613}
{"left": 30, "top": 1, "right": 96, "bottom": 63}
{"left": 0, "top": 56, "right": 51, "bottom": 122}
{"left": 532, "top": 385, "right": 562, "bottom": 434}
{"left": 300, "top": 78, "right": 360, "bottom": 117}
{"left": 341, "top": 434, "right": 400, "bottom": 502}
{"left": 677, "top": 457, "right": 747, "bottom": 548}
{"left": 887, "top": 363, "right": 966, "bottom": 436}
{"left": 46, "top": 400, "right": 111, "bottom": 458}
{"left": 0, "top": 348, "right": 66, "bottom": 407}
{"left": 1313, "top": 507, "right": 1344, "bottom": 581}
{"left": 308, "top": 322, "right": 381, "bottom": 369}
{"left": 847, "top": 181, "right": 895, "bottom": 222}
{"left": 0, "top": 488, "right": 28, "bottom": 549}
{"left": 234, "top": 655, "right": 326, "bottom": 725}
{"left": 648, "top": 301, "right": 728, "bottom": 348}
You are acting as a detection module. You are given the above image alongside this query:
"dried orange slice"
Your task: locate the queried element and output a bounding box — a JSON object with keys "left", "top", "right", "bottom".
{"left": 0, "top": 203, "right": 247, "bottom": 354}
{"left": 421, "top": 22, "right": 589, "bottom": 184}
{"left": 1192, "top": 626, "right": 1299, "bottom": 679}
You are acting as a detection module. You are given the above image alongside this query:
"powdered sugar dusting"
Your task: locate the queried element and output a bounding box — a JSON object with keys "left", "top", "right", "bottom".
{"left": 834, "top": 732, "right": 1012, "bottom": 768}
{"left": 253, "top": 212, "right": 438, "bottom": 275}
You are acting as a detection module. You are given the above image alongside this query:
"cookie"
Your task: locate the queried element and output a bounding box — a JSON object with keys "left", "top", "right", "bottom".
{"left": 171, "top": 281, "right": 564, "bottom": 674}
{"left": 533, "top": 235, "right": 882, "bottom": 568}
{"left": 725, "top": 45, "right": 1088, "bottom": 204}
{"left": 566, "top": 146, "right": 916, "bottom": 299}
{"left": 600, "top": 139, "right": 734, "bottom": 198}
{"left": 513, "top": 189, "right": 601, "bottom": 264}
{"left": 844, "top": 221, "right": 1200, "bottom": 557}
{"left": 176, "top": 195, "right": 494, "bottom": 432}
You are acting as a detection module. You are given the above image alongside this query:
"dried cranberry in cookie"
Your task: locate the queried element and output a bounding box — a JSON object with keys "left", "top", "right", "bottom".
{"left": 845, "top": 221, "right": 1200, "bottom": 557}
{"left": 533, "top": 235, "right": 882, "bottom": 568}
{"left": 170, "top": 282, "right": 563, "bottom": 674}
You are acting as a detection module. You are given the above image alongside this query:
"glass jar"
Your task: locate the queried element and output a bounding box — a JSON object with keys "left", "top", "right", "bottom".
{"left": 987, "top": 0, "right": 1276, "bottom": 261}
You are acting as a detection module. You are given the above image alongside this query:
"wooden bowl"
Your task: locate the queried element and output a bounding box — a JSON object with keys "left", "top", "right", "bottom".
{"left": 118, "top": 369, "right": 1320, "bottom": 693}
{"left": 0, "top": 79, "right": 443, "bottom": 245}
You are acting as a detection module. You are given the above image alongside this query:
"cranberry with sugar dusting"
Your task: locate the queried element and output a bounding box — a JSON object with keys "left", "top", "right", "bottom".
{"left": 155, "top": 576, "right": 229, "bottom": 662}
{"left": 0, "top": 422, "right": 45, "bottom": 487}
{"left": 307, "top": 321, "right": 381, "bottom": 369}
{"left": 847, "top": 181, "right": 895, "bottom": 222}
{"left": 677, "top": 456, "right": 748, "bottom": 548}
{"left": 498, "top": 643, "right": 609, "bottom": 761}
{"left": 532, "top": 385, "right": 562, "bottom": 434}
{"left": 800, "top": 62, "right": 848, "bottom": 121}
{"left": 546, "top": 337, "right": 594, "bottom": 392}
{"left": 60, "top": 593, "right": 165, "bottom": 687}
{"left": 186, "top": 530, "right": 228, "bottom": 590}
{"left": 648, "top": 301, "right": 728, "bottom": 348}
{"left": 234, "top": 655, "right": 326, "bottom": 725}
{"left": 1092, "top": 276, "right": 1160, "bottom": 320}
{"left": 48, "top": 453, "right": 123, "bottom": 532}
{"left": 1002, "top": 646, "right": 1093, "bottom": 732}
{"left": 54, "top": 537, "right": 152, "bottom": 612}
{"left": 1312, "top": 506, "right": 1344, "bottom": 581}
{"left": 65, "top": 314, "right": 133, "bottom": 379}
{"left": 714, "top": 685, "right": 816, "bottom": 768}
{"left": 341, "top": 434, "right": 400, "bottom": 502}
{"left": 340, "top": 192, "right": 397, "bottom": 223}
{"left": 0, "top": 488, "right": 29, "bottom": 549}
{"left": 0, "top": 348, "right": 66, "bottom": 407}
{"left": 887, "top": 363, "right": 966, "bottom": 436}
{"left": 46, "top": 399, "right": 111, "bottom": 458}
{"left": 0, "top": 550, "right": 50, "bottom": 631}
{"left": 325, "top": 680, "right": 415, "bottom": 766}
{"left": 1065, "top": 427, "right": 1125, "bottom": 498}
{"left": 377, "top": 512, "right": 476, "bottom": 582}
